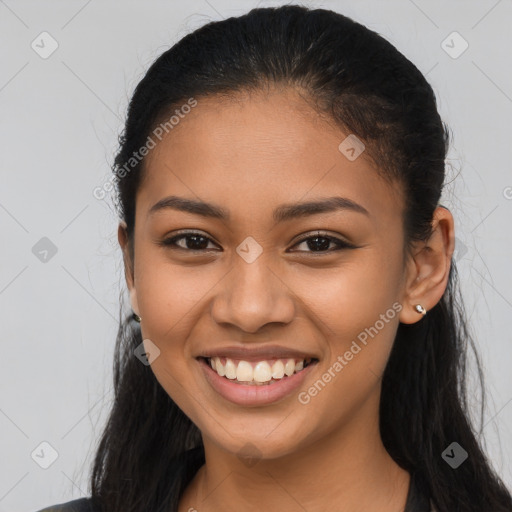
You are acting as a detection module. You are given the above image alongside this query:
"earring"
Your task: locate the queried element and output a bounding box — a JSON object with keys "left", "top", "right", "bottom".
{"left": 414, "top": 304, "right": 427, "bottom": 316}
{"left": 132, "top": 312, "right": 141, "bottom": 323}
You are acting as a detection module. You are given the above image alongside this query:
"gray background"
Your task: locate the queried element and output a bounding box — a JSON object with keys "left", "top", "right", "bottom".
{"left": 1, "top": 0, "right": 511, "bottom": 510}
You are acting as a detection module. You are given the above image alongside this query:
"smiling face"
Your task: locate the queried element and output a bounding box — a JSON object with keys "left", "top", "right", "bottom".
{"left": 120, "top": 86, "right": 413, "bottom": 460}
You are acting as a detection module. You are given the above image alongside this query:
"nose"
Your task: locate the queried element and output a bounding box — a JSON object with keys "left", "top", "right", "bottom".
{"left": 210, "top": 256, "right": 295, "bottom": 334}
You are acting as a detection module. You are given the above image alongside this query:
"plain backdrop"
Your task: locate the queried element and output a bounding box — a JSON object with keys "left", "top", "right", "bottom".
{"left": 1, "top": 1, "right": 511, "bottom": 510}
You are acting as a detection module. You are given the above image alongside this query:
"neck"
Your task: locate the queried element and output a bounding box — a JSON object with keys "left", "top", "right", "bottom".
{"left": 179, "top": 401, "right": 410, "bottom": 511}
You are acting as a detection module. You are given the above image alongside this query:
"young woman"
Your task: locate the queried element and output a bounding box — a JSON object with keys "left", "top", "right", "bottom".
{"left": 37, "top": 5, "right": 512, "bottom": 512}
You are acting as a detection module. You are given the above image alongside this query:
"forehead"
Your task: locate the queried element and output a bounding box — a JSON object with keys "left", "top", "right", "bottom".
{"left": 139, "top": 87, "right": 403, "bottom": 225}
{"left": 147, "top": 87, "right": 342, "bottom": 164}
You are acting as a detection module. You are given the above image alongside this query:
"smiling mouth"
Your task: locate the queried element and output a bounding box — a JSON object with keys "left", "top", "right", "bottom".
{"left": 198, "top": 356, "right": 319, "bottom": 386}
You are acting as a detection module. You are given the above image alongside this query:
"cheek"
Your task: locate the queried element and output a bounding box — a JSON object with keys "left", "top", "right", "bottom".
{"left": 132, "top": 251, "right": 228, "bottom": 405}
{"left": 288, "top": 256, "right": 402, "bottom": 403}
{"left": 289, "top": 254, "right": 401, "bottom": 338}
{"left": 134, "top": 259, "right": 206, "bottom": 419}
{"left": 135, "top": 253, "right": 217, "bottom": 343}
{"left": 295, "top": 301, "right": 400, "bottom": 436}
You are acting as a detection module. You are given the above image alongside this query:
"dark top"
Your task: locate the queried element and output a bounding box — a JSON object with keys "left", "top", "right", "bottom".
{"left": 35, "top": 499, "right": 95, "bottom": 512}
{"left": 34, "top": 450, "right": 433, "bottom": 512}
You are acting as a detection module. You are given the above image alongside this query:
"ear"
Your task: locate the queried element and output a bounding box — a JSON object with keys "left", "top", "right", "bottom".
{"left": 118, "top": 221, "right": 140, "bottom": 317}
{"left": 399, "top": 206, "right": 455, "bottom": 324}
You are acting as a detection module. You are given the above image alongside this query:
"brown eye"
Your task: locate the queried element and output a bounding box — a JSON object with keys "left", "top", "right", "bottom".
{"left": 160, "top": 232, "right": 219, "bottom": 251}
{"left": 290, "top": 232, "right": 356, "bottom": 253}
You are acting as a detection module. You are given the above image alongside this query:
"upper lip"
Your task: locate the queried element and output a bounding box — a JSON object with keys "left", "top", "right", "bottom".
{"left": 197, "top": 345, "right": 319, "bottom": 362}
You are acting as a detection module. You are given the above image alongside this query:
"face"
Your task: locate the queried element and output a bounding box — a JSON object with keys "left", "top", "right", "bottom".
{"left": 123, "top": 86, "right": 412, "bottom": 460}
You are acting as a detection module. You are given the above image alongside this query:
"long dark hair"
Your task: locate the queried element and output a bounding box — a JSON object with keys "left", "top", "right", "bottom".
{"left": 89, "top": 5, "right": 512, "bottom": 511}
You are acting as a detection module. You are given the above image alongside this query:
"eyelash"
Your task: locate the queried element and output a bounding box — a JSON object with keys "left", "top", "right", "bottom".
{"left": 159, "top": 231, "right": 356, "bottom": 254}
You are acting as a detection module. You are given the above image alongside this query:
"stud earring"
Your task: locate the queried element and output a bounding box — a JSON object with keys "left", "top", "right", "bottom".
{"left": 132, "top": 312, "right": 141, "bottom": 323}
{"left": 414, "top": 304, "right": 427, "bottom": 316}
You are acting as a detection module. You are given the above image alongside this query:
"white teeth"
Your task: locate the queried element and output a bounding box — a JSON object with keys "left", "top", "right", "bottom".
{"left": 236, "top": 361, "right": 253, "bottom": 382}
{"left": 225, "top": 359, "right": 237, "bottom": 380}
{"left": 271, "top": 360, "right": 285, "bottom": 379}
{"left": 214, "top": 356, "right": 225, "bottom": 377}
{"left": 207, "top": 356, "right": 312, "bottom": 383}
{"left": 253, "top": 361, "right": 272, "bottom": 382}
{"left": 284, "top": 358, "right": 295, "bottom": 376}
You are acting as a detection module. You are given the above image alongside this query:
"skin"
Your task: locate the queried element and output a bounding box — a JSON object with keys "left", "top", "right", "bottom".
{"left": 118, "top": 86, "right": 455, "bottom": 512}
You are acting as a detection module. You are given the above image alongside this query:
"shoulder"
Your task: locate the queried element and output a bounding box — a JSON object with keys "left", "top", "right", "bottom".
{"left": 34, "top": 497, "right": 98, "bottom": 512}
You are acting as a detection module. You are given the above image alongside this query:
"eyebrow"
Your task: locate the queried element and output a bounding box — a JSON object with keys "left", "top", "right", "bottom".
{"left": 148, "top": 195, "right": 370, "bottom": 222}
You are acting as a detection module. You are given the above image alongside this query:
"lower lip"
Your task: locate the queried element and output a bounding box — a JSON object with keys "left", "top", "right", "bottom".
{"left": 198, "top": 358, "right": 318, "bottom": 406}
